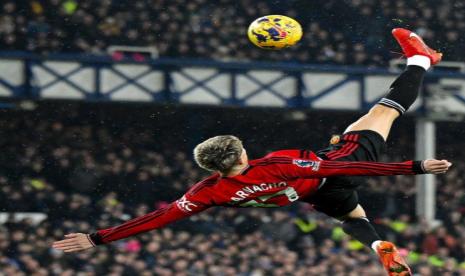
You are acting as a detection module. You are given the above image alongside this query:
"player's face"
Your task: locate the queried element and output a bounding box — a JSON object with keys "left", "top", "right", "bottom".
{"left": 240, "top": 148, "right": 248, "bottom": 164}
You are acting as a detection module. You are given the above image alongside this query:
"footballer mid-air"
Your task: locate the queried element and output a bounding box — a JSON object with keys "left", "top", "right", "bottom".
{"left": 53, "top": 27, "right": 450, "bottom": 276}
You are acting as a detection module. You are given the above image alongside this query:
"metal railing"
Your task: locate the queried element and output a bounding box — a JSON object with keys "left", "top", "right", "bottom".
{"left": 0, "top": 52, "right": 465, "bottom": 113}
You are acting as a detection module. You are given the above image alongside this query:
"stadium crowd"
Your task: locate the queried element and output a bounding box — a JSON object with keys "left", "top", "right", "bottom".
{"left": 0, "top": 0, "right": 464, "bottom": 66}
{"left": 0, "top": 104, "right": 464, "bottom": 275}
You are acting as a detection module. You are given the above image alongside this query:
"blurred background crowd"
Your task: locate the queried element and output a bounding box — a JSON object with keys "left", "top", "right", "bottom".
{"left": 0, "top": 104, "right": 464, "bottom": 275}
{"left": 0, "top": 0, "right": 464, "bottom": 66}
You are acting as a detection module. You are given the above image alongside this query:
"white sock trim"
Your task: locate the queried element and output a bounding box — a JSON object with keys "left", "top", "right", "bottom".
{"left": 378, "top": 98, "right": 406, "bottom": 114}
{"left": 407, "top": 55, "right": 431, "bottom": 70}
{"left": 371, "top": 240, "right": 382, "bottom": 252}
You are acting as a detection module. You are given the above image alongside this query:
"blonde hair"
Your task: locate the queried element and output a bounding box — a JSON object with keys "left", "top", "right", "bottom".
{"left": 193, "top": 135, "right": 243, "bottom": 173}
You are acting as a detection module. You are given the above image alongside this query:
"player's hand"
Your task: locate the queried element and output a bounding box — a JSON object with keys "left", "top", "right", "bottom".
{"left": 52, "top": 233, "right": 95, "bottom": 253}
{"left": 422, "top": 159, "right": 452, "bottom": 174}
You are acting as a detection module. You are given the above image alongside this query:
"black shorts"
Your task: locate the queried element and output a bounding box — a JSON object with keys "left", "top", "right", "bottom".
{"left": 306, "top": 130, "right": 386, "bottom": 218}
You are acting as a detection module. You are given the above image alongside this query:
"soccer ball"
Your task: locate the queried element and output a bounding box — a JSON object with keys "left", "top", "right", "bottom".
{"left": 247, "top": 15, "right": 303, "bottom": 49}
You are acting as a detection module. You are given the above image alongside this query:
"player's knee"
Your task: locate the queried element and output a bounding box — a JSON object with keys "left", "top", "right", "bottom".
{"left": 369, "top": 104, "right": 400, "bottom": 119}
{"left": 344, "top": 105, "right": 397, "bottom": 139}
{"left": 345, "top": 204, "right": 367, "bottom": 219}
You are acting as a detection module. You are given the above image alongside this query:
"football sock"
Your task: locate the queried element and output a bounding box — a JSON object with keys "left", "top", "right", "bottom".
{"left": 407, "top": 55, "right": 431, "bottom": 71}
{"left": 371, "top": 240, "right": 382, "bottom": 252}
{"left": 342, "top": 217, "right": 381, "bottom": 248}
{"left": 378, "top": 63, "right": 427, "bottom": 115}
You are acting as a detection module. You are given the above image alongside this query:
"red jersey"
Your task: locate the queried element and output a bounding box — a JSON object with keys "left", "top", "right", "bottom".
{"left": 90, "top": 149, "right": 424, "bottom": 245}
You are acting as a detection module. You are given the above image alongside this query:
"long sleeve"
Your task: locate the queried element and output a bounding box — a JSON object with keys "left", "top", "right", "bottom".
{"left": 89, "top": 174, "right": 220, "bottom": 245}
{"left": 272, "top": 158, "right": 425, "bottom": 180}
{"left": 89, "top": 194, "right": 211, "bottom": 245}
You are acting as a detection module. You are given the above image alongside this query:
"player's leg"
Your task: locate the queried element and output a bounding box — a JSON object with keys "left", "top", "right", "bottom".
{"left": 310, "top": 185, "right": 382, "bottom": 249}
{"left": 341, "top": 204, "right": 412, "bottom": 275}
{"left": 344, "top": 63, "right": 426, "bottom": 140}
{"left": 339, "top": 204, "right": 381, "bottom": 250}
{"left": 315, "top": 190, "right": 381, "bottom": 249}
{"left": 309, "top": 185, "right": 412, "bottom": 275}
{"left": 344, "top": 28, "right": 442, "bottom": 141}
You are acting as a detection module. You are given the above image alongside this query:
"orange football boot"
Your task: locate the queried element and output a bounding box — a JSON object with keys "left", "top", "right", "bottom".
{"left": 392, "top": 28, "right": 442, "bottom": 65}
{"left": 376, "top": 241, "right": 412, "bottom": 276}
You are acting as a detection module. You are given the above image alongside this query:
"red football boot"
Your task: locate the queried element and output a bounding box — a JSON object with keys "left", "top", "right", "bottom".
{"left": 392, "top": 28, "right": 442, "bottom": 65}
{"left": 376, "top": 241, "right": 412, "bottom": 276}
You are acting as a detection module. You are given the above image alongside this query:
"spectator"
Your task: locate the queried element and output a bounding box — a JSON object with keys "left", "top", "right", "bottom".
{"left": 1, "top": 0, "right": 463, "bottom": 65}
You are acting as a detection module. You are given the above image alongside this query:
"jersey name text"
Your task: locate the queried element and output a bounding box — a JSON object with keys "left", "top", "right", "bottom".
{"left": 230, "top": 182, "right": 288, "bottom": 201}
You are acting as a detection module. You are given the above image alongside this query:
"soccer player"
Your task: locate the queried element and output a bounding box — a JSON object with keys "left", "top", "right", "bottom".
{"left": 53, "top": 28, "right": 450, "bottom": 276}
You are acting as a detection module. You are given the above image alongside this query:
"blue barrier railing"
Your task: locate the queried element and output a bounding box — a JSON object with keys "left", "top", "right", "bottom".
{"left": 0, "top": 51, "right": 464, "bottom": 112}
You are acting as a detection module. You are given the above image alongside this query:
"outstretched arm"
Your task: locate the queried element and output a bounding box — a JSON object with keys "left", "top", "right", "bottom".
{"left": 273, "top": 158, "right": 451, "bottom": 180}
{"left": 53, "top": 194, "right": 211, "bottom": 252}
